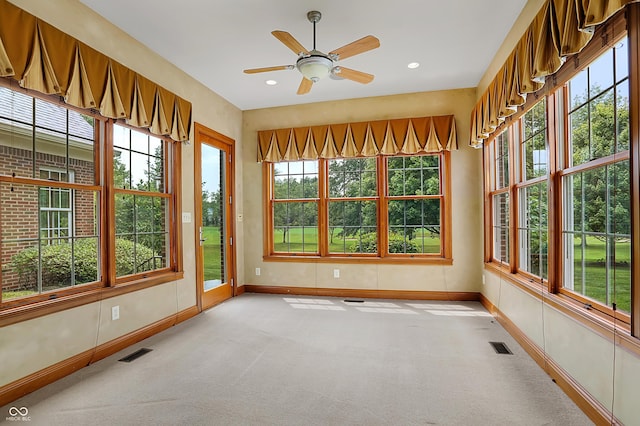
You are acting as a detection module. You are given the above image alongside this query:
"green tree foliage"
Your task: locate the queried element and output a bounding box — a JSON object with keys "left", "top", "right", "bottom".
{"left": 569, "top": 85, "right": 630, "bottom": 240}
{"left": 387, "top": 156, "right": 440, "bottom": 240}
{"left": 202, "top": 186, "right": 222, "bottom": 227}
{"left": 113, "top": 146, "right": 166, "bottom": 258}
{"left": 328, "top": 159, "right": 376, "bottom": 243}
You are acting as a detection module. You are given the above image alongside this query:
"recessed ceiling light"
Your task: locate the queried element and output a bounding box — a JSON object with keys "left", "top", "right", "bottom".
{"left": 265, "top": 80, "right": 278, "bottom": 85}
{"left": 407, "top": 62, "right": 420, "bottom": 69}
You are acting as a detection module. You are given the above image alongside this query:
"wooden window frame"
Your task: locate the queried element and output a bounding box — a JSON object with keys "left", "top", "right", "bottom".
{"left": 483, "top": 7, "right": 639, "bottom": 334}
{"left": 263, "top": 152, "right": 452, "bottom": 264}
{"left": 0, "top": 80, "right": 183, "bottom": 326}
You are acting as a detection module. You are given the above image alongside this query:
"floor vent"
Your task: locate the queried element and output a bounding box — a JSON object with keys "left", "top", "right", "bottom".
{"left": 344, "top": 299, "right": 365, "bottom": 303}
{"left": 489, "top": 342, "right": 513, "bottom": 355}
{"left": 118, "top": 348, "right": 153, "bottom": 363}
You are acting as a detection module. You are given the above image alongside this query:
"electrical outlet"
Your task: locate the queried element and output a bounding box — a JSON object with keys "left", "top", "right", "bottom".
{"left": 255, "top": 267, "right": 261, "bottom": 276}
{"left": 112, "top": 305, "right": 120, "bottom": 321}
{"left": 333, "top": 269, "right": 340, "bottom": 279}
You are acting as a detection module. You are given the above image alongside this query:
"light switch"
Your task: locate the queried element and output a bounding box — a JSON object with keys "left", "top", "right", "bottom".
{"left": 182, "top": 212, "right": 191, "bottom": 223}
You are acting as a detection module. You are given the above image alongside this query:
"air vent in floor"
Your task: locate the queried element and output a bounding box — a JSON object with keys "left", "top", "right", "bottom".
{"left": 118, "top": 348, "right": 153, "bottom": 362}
{"left": 489, "top": 341, "right": 513, "bottom": 355}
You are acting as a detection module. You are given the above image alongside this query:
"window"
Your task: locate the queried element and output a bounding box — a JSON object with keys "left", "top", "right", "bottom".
{"left": 39, "top": 169, "right": 74, "bottom": 241}
{"left": 482, "top": 13, "right": 636, "bottom": 327}
{"left": 488, "top": 131, "right": 510, "bottom": 264}
{"left": 328, "top": 158, "right": 377, "bottom": 254}
{"left": 273, "top": 161, "right": 319, "bottom": 254}
{"left": 265, "top": 153, "right": 451, "bottom": 261}
{"left": 113, "top": 125, "right": 171, "bottom": 276}
{"left": 387, "top": 156, "right": 443, "bottom": 254}
{"left": 560, "top": 38, "right": 631, "bottom": 314}
{"left": 0, "top": 84, "right": 180, "bottom": 309}
{"left": 517, "top": 100, "right": 548, "bottom": 279}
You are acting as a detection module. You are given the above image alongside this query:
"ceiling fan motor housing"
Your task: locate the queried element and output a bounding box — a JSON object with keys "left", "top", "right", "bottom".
{"left": 296, "top": 50, "right": 333, "bottom": 82}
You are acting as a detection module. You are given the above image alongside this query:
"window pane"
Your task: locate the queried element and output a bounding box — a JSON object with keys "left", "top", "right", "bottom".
{"left": 495, "top": 132, "right": 509, "bottom": 189}
{"left": 273, "top": 201, "right": 318, "bottom": 253}
{"left": 562, "top": 160, "right": 630, "bottom": 311}
{"left": 388, "top": 155, "right": 441, "bottom": 196}
{"left": 493, "top": 193, "right": 509, "bottom": 263}
{"left": 114, "top": 147, "right": 131, "bottom": 189}
{"left": 567, "top": 41, "right": 629, "bottom": 167}
{"left": 114, "top": 125, "right": 166, "bottom": 193}
{"left": 1, "top": 183, "right": 100, "bottom": 299}
{"left": 1, "top": 182, "right": 39, "bottom": 299}
{"left": 569, "top": 69, "right": 588, "bottom": 111}
{"left": 273, "top": 161, "right": 318, "bottom": 199}
{"left": 569, "top": 104, "right": 589, "bottom": 166}
{"left": 589, "top": 48, "right": 614, "bottom": 96}
{"left": 518, "top": 183, "right": 548, "bottom": 278}
{"left": 328, "top": 158, "right": 377, "bottom": 197}
{"left": 615, "top": 39, "right": 628, "bottom": 83}
{"left": 616, "top": 79, "right": 630, "bottom": 152}
{"left": 328, "top": 200, "right": 377, "bottom": 254}
{"left": 521, "top": 100, "right": 547, "bottom": 180}
{"left": 388, "top": 199, "right": 441, "bottom": 254}
{"left": 115, "top": 194, "right": 168, "bottom": 276}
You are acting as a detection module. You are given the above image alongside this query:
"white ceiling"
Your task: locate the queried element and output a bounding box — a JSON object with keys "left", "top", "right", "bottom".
{"left": 79, "top": 0, "right": 528, "bottom": 111}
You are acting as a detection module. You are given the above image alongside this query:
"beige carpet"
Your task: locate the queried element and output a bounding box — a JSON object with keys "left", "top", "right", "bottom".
{"left": 2, "top": 294, "right": 592, "bottom": 425}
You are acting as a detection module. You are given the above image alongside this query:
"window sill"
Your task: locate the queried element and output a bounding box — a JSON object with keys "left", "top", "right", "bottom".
{"left": 264, "top": 255, "right": 453, "bottom": 265}
{"left": 0, "top": 270, "right": 184, "bottom": 327}
{"left": 483, "top": 262, "right": 640, "bottom": 356}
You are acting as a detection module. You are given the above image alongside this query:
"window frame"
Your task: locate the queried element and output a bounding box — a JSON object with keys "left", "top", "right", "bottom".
{"left": 0, "top": 79, "right": 183, "bottom": 322}
{"left": 263, "top": 151, "right": 452, "bottom": 264}
{"left": 482, "top": 9, "right": 637, "bottom": 332}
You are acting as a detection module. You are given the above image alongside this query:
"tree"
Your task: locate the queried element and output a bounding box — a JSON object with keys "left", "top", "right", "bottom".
{"left": 569, "top": 85, "right": 630, "bottom": 242}
{"left": 387, "top": 156, "right": 441, "bottom": 240}
{"left": 328, "top": 158, "right": 376, "bottom": 243}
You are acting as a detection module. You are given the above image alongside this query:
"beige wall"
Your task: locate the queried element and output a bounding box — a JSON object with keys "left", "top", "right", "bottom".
{"left": 483, "top": 270, "right": 640, "bottom": 425}
{"left": 1, "top": 0, "right": 243, "bottom": 388}
{"left": 242, "top": 88, "right": 485, "bottom": 293}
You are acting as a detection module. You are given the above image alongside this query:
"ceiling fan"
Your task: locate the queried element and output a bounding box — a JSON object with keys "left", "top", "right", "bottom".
{"left": 243, "top": 10, "right": 380, "bottom": 95}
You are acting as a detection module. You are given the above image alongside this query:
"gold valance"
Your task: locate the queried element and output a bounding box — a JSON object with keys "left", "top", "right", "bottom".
{"left": 257, "top": 115, "right": 457, "bottom": 162}
{"left": 0, "top": 0, "right": 191, "bottom": 142}
{"left": 470, "top": 0, "right": 637, "bottom": 147}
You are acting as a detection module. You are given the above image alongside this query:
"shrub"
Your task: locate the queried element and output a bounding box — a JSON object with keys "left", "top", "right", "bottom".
{"left": 10, "top": 239, "right": 156, "bottom": 289}
{"left": 349, "top": 232, "right": 420, "bottom": 254}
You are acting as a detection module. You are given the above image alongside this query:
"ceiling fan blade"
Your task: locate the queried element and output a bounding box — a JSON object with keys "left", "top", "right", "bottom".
{"left": 297, "top": 77, "right": 313, "bottom": 95}
{"left": 272, "top": 31, "right": 309, "bottom": 56}
{"left": 243, "top": 65, "right": 293, "bottom": 74}
{"left": 329, "top": 35, "right": 380, "bottom": 60}
{"left": 333, "top": 67, "right": 374, "bottom": 84}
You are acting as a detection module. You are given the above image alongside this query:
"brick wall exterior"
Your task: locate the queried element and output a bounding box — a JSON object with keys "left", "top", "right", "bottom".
{"left": 1, "top": 145, "right": 96, "bottom": 291}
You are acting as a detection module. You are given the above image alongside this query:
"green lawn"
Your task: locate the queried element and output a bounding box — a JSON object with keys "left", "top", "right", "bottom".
{"left": 572, "top": 236, "right": 630, "bottom": 313}
{"left": 202, "top": 226, "right": 223, "bottom": 281}
{"left": 273, "top": 227, "right": 441, "bottom": 254}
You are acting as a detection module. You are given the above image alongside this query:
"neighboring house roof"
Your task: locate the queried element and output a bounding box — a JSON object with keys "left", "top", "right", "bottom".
{"left": 0, "top": 86, "right": 94, "bottom": 143}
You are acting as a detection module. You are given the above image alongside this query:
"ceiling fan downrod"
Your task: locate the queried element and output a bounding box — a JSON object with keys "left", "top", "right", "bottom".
{"left": 307, "top": 11, "right": 321, "bottom": 51}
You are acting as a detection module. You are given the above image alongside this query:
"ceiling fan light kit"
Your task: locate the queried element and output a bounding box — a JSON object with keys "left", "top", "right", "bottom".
{"left": 244, "top": 10, "right": 380, "bottom": 95}
{"left": 296, "top": 51, "right": 332, "bottom": 82}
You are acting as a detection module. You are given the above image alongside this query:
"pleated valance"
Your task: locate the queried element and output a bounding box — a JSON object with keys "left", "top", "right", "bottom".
{"left": 0, "top": 0, "right": 191, "bottom": 142}
{"left": 469, "top": 0, "right": 637, "bottom": 147}
{"left": 257, "top": 115, "right": 457, "bottom": 162}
